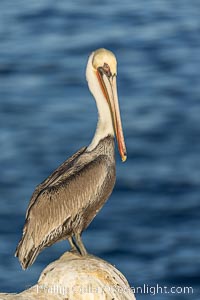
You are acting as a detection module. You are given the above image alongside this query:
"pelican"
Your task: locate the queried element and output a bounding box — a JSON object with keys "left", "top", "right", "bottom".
{"left": 15, "top": 48, "right": 127, "bottom": 269}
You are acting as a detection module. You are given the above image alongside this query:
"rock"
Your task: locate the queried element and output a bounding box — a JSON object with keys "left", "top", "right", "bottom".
{"left": 0, "top": 251, "right": 136, "bottom": 300}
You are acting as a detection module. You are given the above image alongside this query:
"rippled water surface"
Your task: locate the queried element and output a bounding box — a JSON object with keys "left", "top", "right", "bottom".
{"left": 0, "top": 1, "right": 200, "bottom": 299}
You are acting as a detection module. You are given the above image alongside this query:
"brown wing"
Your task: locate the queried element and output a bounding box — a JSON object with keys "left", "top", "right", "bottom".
{"left": 16, "top": 138, "right": 115, "bottom": 269}
{"left": 28, "top": 155, "right": 114, "bottom": 248}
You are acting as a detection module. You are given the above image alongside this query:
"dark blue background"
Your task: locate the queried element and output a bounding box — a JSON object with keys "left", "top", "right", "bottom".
{"left": 0, "top": 1, "right": 199, "bottom": 299}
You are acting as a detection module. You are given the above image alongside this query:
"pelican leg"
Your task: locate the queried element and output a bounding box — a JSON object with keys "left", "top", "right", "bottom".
{"left": 74, "top": 233, "right": 87, "bottom": 256}
{"left": 68, "top": 236, "right": 78, "bottom": 253}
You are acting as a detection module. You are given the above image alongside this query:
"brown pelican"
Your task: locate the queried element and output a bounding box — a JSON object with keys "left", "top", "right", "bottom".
{"left": 15, "top": 48, "right": 127, "bottom": 269}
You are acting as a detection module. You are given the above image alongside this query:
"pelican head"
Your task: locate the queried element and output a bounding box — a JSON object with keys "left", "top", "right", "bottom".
{"left": 92, "top": 48, "right": 117, "bottom": 77}
{"left": 86, "top": 48, "right": 127, "bottom": 162}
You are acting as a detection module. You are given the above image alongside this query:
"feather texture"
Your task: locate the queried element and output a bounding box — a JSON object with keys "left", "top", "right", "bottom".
{"left": 15, "top": 136, "right": 115, "bottom": 269}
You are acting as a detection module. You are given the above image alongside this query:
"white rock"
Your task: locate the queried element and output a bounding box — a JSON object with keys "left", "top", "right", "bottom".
{"left": 0, "top": 251, "right": 136, "bottom": 300}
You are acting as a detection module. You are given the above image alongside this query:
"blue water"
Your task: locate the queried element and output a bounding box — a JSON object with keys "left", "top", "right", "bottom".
{"left": 0, "top": 1, "right": 200, "bottom": 299}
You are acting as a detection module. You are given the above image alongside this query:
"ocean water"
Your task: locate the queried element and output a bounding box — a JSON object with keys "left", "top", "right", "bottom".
{"left": 0, "top": 1, "right": 200, "bottom": 299}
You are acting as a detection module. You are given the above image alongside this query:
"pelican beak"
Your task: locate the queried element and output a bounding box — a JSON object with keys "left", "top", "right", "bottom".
{"left": 96, "top": 68, "right": 127, "bottom": 162}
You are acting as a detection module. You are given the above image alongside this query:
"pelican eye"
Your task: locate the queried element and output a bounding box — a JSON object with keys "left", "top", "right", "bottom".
{"left": 98, "top": 63, "right": 112, "bottom": 78}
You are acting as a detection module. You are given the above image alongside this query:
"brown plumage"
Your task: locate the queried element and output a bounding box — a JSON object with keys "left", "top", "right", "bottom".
{"left": 15, "top": 137, "right": 115, "bottom": 269}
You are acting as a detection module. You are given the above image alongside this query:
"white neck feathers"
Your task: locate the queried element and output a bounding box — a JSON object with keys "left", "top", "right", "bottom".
{"left": 86, "top": 53, "right": 114, "bottom": 151}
